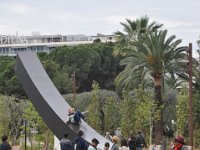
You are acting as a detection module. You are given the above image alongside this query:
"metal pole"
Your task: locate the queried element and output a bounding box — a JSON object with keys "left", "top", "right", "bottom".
{"left": 73, "top": 71, "right": 76, "bottom": 101}
{"left": 188, "top": 43, "right": 193, "bottom": 147}
{"left": 24, "top": 120, "right": 27, "bottom": 150}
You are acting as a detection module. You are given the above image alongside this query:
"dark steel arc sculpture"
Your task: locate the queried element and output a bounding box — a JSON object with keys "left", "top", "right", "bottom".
{"left": 15, "top": 52, "right": 112, "bottom": 149}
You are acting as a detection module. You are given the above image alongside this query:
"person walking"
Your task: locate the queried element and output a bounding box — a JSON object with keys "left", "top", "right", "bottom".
{"left": 110, "top": 136, "right": 119, "bottom": 150}
{"left": 0, "top": 135, "right": 11, "bottom": 150}
{"left": 60, "top": 132, "right": 73, "bottom": 150}
{"left": 135, "top": 131, "right": 147, "bottom": 150}
{"left": 73, "top": 130, "right": 88, "bottom": 150}
{"left": 87, "top": 138, "right": 99, "bottom": 150}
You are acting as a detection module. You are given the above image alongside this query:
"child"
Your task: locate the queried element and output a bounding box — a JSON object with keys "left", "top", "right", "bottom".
{"left": 66, "top": 107, "right": 85, "bottom": 124}
{"left": 105, "top": 132, "right": 112, "bottom": 141}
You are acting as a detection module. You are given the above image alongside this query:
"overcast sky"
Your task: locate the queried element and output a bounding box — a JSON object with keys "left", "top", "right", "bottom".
{"left": 0, "top": 0, "right": 200, "bottom": 52}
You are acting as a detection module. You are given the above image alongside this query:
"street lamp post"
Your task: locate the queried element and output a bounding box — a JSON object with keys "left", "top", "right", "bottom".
{"left": 188, "top": 43, "right": 193, "bottom": 147}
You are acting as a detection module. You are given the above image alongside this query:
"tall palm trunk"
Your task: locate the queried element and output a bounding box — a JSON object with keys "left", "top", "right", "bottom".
{"left": 153, "top": 75, "right": 164, "bottom": 144}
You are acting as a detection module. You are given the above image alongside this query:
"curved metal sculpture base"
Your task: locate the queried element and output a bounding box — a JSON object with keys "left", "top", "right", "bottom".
{"left": 15, "top": 52, "right": 112, "bottom": 149}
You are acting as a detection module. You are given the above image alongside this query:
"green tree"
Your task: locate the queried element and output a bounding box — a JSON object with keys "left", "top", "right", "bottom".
{"left": 115, "top": 16, "right": 163, "bottom": 93}
{"left": 37, "top": 52, "right": 49, "bottom": 61}
{"left": 191, "top": 92, "right": 200, "bottom": 148}
{"left": 115, "top": 29, "right": 187, "bottom": 143}
{"left": 0, "top": 95, "right": 10, "bottom": 136}
{"left": 103, "top": 95, "right": 119, "bottom": 135}
{"left": 87, "top": 42, "right": 122, "bottom": 91}
{"left": 164, "top": 73, "right": 186, "bottom": 90}
{"left": 42, "top": 59, "right": 72, "bottom": 94}
{"left": 93, "top": 38, "right": 101, "bottom": 43}
{"left": 114, "top": 15, "right": 163, "bottom": 56}
{"left": 0, "top": 95, "right": 27, "bottom": 145}
{"left": 134, "top": 89, "right": 160, "bottom": 143}
{"left": 176, "top": 88, "right": 189, "bottom": 138}
{"left": 42, "top": 60, "right": 59, "bottom": 79}
{"left": 87, "top": 82, "right": 101, "bottom": 132}
{"left": 189, "top": 60, "right": 200, "bottom": 147}
{"left": 53, "top": 71, "right": 72, "bottom": 94}
{"left": 22, "top": 102, "right": 54, "bottom": 150}
{"left": 119, "top": 89, "right": 160, "bottom": 140}
{"left": 87, "top": 82, "right": 119, "bottom": 134}
{"left": 49, "top": 43, "right": 121, "bottom": 92}
{"left": 50, "top": 45, "right": 99, "bottom": 91}
{"left": 0, "top": 57, "right": 24, "bottom": 97}
{"left": 119, "top": 91, "right": 135, "bottom": 137}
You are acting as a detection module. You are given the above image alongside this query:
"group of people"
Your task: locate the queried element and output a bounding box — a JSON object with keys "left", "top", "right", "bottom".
{"left": 60, "top": 130, "right": 89, "bottom": 150}
{"left": 60, "top": 129, "right": 118, "bottom": 150}
{"left": 104, "top": 131, "right": 147, "bottom": 150}
{"left": 0, "top": 106, "right": 188, "bottom": 150}
{"left": 65, "top": 107, "right": 148, "bottom": 150}
{"left": 60, "top": 129, "right": 148, "bottom": 150}
{"left": 64, "top": 107, "right": 189, "bottom": 150}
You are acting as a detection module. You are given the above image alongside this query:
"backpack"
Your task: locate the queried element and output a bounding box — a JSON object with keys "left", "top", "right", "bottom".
{"left": 137, "top": 134, "right": 145, "bottom": 147}
{"left": 137, "top": 135, "right": 144, "bottom": 144}
{"left": 76, "top": 141, "right": 83, "bottom": 150}
{"left": 75, "top": 138, "right": 88, "bottom": 150}
{"left": 74, "top": 111, "right": 81, "bottom": 123}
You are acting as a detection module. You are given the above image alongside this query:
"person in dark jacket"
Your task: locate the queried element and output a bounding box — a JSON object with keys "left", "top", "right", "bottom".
{"left": 60, "top": 132, "right": 73, "bottom": 150}
{"left": 0, "top": 135, "right": 11, "bottom": 150}
{"left": 73, "top": 130, "right": 88, "bottom": 150}
{"left": 136, "top": 131, "right": 147, "bottom": 150}
{"left": 128, "top": 134, "right": 137, "bottom": 150}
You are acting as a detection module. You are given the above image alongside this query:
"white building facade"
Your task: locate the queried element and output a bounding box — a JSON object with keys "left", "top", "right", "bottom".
{"left": 0, "top": 34, "right": 116, "bottom": 56}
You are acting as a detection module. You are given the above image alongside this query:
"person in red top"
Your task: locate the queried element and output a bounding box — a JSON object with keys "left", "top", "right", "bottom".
{"left": 171, "top": 135, "right": 188, "bottom": 150}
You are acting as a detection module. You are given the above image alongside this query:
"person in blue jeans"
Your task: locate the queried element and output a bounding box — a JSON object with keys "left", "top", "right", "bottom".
{"left": 136, "top": 131, "right": 147, "bottom": 150}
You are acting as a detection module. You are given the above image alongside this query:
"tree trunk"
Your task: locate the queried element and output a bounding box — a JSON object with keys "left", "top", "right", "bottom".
{"left": 154, "top": 76, "right": 164, "bottom": 144}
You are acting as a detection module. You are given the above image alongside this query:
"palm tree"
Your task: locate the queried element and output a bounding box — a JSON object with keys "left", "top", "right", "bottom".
{"left": 114, "top": 16, "right": 163, "bottom": 92}
{"left": 114, "top": 15, "right": 163, "bottom": 56}
{"left": 116, "top": 29, "right": 187, "bottom": 143}
{"left": 164, "top": 73, "right": 186, "bottom": 90}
